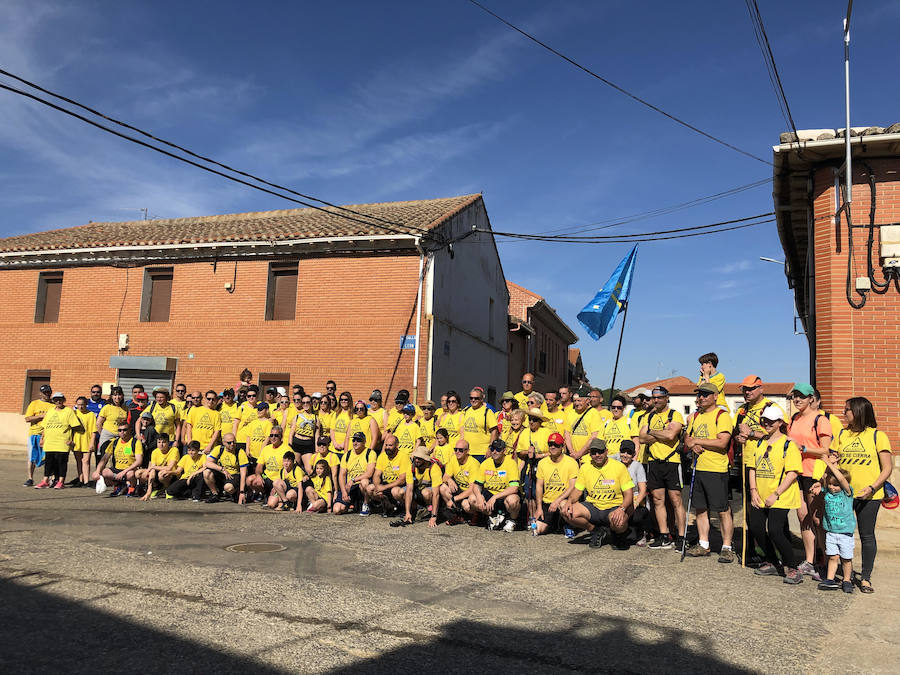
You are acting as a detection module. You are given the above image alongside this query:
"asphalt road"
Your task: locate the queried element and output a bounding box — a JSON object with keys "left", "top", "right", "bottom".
{"left": 1, "top": 456, "right": 897, "bottom": 674}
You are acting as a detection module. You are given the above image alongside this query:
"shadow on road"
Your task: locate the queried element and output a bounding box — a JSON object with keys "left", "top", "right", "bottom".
{"left": 0, "top": 576, "right": 281, "bottom": 674}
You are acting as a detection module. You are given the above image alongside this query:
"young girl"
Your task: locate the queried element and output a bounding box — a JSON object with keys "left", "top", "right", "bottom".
{"left": 304, "top": 459, "right": 333, "bottom": 513}
{"left": 311, "top": 436, "right": 341, "bottom": 489}
{"left": 818, "top": 455, "right": 855, "bottom": 593}
{"left": 72, "top": 396, "right": 97, "bottom": 487}
{"left": 747, "top": 407, "right": 803, "bottom": 585}
{"left": 431, "top": 428, "right": 453, "bottom": 468}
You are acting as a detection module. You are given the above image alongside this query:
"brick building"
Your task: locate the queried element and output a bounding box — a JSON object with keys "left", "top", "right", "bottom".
{"left": 506, "top": 281, "right": 578, "bottom": 394}
{"left": 0, "top": 194, "right": 510, "bottom": 421}
{"left": 567, "top": 347, "right": 588, "bottom": 389}
{"left": 774, "top": 124, "right": 900, "bottom": 442}
{"left": 623, "top": 376, "right": 792, "bottom": 420}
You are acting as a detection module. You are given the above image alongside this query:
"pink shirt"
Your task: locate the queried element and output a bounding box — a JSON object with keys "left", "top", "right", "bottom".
{"left": 787, "top": 412, "right": 833, "bottom": 477}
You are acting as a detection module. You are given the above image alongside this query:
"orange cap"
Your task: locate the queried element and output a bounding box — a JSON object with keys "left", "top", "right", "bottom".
{"left": 741, "top": 375, "right": 763, "bottom": 387}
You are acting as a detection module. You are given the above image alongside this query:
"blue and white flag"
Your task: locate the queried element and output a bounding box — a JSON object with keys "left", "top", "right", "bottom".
{"left": 576, "top": 245, "right": 637, "bottom": 340}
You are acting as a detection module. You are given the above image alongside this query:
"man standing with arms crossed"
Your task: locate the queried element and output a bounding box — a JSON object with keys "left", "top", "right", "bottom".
{"left": 638, "top": 386, "right": 686, "bottom": 550}
{"left": 24, "top": 384, "right": 53, "bottom": 486}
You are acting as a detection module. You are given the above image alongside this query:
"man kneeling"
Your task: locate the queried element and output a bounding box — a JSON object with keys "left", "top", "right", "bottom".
{"left": 472, "top": 438, "right": 521, "bottom": 532}
{"left": 563, "top": 438, "right": 634, "bottom": 548}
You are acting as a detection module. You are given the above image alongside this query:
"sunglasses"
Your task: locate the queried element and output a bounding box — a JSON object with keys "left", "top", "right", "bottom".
{"left": 423, "top": 407, "right": 435, "bottom": 411}
{"left": 206, "top": 396, "right": 216, "bottom": 400}
{"left": 470, "top": 396, "right": 482, "bottom": 400}
{"left": 354, "top": 407, "right": 366, "bottom": 412}
{"left": 548, "top": 442, "right": 563, "bottom": 448}
{"left": 522, "top": 380, "right": 533, "bottom": 385}
{"left": 269, "top": 433, "right": 282, "bottom": 438}
{"left": 454, "top": 447, "right": 467, "bottom": 452}
{"left": 610, "top": 405, "right": 624, "bottom": 410}
{"left": 491, "top": 447, "right": 504, "bottom": 452}
{"left": 589, "top": 448, "right": 607, "bottom": 455}
{"left": 302, "top": 399, "right": 312, "bottom": 404}
{"left": 118, "top": 428, "right": 130, "bottom": 432}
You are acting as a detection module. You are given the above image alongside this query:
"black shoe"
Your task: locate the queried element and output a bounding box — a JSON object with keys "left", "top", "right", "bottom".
{"left": 65, "top": 478, "right": 81, "bottom": 487}
{"left": 85, "top": 480, "right": 96, "bottom": 488}
{"left": 205, "top": 493, "right": 220, "bottom": 504}
{"left": 589, "top": 528, "right": 608, "bottom": 548}
{"left": 568, "top": 533, "right": 591, "bottom": 545}
{"left": 23, "top": 479, "right": 34, "bottom": 487}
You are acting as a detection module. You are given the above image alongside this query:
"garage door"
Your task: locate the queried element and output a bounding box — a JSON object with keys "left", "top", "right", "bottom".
{"left": 117, "top": 369, "right": 175, "bottom": 395}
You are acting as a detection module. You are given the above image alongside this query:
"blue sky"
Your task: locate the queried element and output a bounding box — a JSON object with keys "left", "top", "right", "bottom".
{"left": 2, "top": 1, "right": 898, "bottom": 390}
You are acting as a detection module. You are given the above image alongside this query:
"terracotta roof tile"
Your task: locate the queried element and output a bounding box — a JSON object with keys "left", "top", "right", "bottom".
{"left": 0, "top": 194, "right": 481, "bottom": 253}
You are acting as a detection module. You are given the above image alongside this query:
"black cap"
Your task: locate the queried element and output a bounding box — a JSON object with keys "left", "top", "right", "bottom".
{"left": 395, "top": 389, "right": 410, "bottom": 403}
{"left": 369, "top": 389, "right": 382, "bottom": 401}
{"left": 317, "top": 436, "right": 330, "bottom": 446}
{"left": 266, "top": 387, "right": 278, "bottom": 395}
{"left": 39, "top": 384, "right": 52, "bottom": 394}
{"left": 619, "top": 440, "right": 636, "bottom": 455}
{"left": 489, "top": 438, "right": 506, "bottom": 452}
{"left": 352, "top": 431, "right": 366, "bottom": 443}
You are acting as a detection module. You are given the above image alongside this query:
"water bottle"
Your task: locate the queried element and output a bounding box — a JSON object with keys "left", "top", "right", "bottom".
{"left": 528, "top": 517, "right": 537, "bottom": 536}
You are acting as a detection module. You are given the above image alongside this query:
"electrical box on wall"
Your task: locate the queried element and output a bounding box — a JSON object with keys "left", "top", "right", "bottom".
{"left": 118, "top": 333, "right": 129, "bottom": 350}
{"left": 881, "top": 224, "right": 900, "bottom": 265}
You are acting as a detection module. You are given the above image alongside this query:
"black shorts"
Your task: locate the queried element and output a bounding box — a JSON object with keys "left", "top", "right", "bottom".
{"left": 334, "top": 484, "right": 363, "bottom": 508}
{"left": 246, "top": 458, "right": 257, "bottom": 474}
{"left": 236, "top": 442, "right": 247, "bottom": 452}
{"left": 693, "top": 470, "right": 730, "bottom": 512}
{"left": 647, "top": 461, "right": 682, "bottom": 491}
{"left": 798, "top": 475, "right": 818, "bottom": 492}
{"left": 584, "top": 502, "right": 616, "bottom": 527}
{"left": 261, "top": 477, "right": 274, "bottom": 494}
{"left": 539, "top": 502, "right": 562, "bottom": 530}
{"left": 292, "top": 437, "right": 315, "bottom": 455}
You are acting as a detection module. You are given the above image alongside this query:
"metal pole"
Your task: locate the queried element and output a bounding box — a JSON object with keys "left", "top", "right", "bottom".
{"left": 607, "top": 300, "right": 629, "bottom": 404}
{"left": 843, "top": 7, "right": 852, "bottom": 208}
{"left": 412, "top": 239, "right": 425, "bottom": 404}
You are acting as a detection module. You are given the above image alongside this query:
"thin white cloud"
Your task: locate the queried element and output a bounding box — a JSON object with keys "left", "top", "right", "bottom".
{"left": 712, "top": 259, "right": 754, "bottom": 275}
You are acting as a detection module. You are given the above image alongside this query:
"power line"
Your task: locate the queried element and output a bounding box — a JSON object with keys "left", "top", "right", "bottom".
{"left": 488, "top": 219, "right": 772, "bottom": 244}
{"left": 744, "top": 0, "right": 800, "bottom": 145}
{"left": 546, "top": 177, "right": 772, "bottom": 235}
{"left": 467, "top": 0, "right": 773, "bottom": 166}
{"left": 487, "top": 212, "right": 773, "bottom": 242}
{"left": 0, "top": 71, "right": 433, "bottom": 241}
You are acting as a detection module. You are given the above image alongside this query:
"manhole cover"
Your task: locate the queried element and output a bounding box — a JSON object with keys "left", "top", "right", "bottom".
{"left": 224, "top": 542, "right": 286, "bottom": 553}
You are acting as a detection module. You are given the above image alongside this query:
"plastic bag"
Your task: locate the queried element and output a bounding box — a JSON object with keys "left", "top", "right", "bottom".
{"left": 95, "top": 476, "right": 107, "bottom": 495}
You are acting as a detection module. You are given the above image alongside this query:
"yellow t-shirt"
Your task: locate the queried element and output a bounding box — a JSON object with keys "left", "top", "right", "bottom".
{"left": 413, "top": 462, "right": 443, "bottom": 488}
{"left": 317, "top": 409, "right": 334, "bottom": 443}
{"left": 41, "top": 406, "right": 80, "bottom": 452}
{"left": 394, "top": 419, "right": 423, "bottom": 454}
{"left": 575, "top": 458, "right": 634, "bottom": 509}
{"left": 110, "top": 437, "right": 143, "bottom": 470}
{"left": 177, "top": 452, "right": 207, "bottom": 477}
{"left": 734, "top": 398, "right": 785, "bottom": 467}
{"left": 431, "top": 442, "right": 454, "bottom": 468}
{"left": 209, "top": 445, "right": 249, "bottom": 474}
{"left": 98, "top": 403, "right": 128, "bottom": 433}
{"left": 747, "top": 437, "right": 802, "bottom": 509}
{"left": 642, "top": 408, "right": 685, "bottom": 463}
{"left": 341, "top": 448, "right": 377, "bottom": 482}
{"left": 172, "top": 399, "right": 187, "bottom": 418}
{"left": 310, "top": 450, "right": 341, "bottom": 475}
{"left": 25, "top": 399, "right": 53, "bottom": 434}
{"left": 513, "top": 391, "right": 530, "bottom": 409}
{"left": 149, "top": 446, "right": 179, "bottom": 469}
{"left": 596, "top": 408, "right": 613, "bottom": 424}
{"left": 244, "top": 417, "right": 274, "bottom": 459}
{"left": 73, "top": 409, "right": 96, "bottom": 454}
{"left": 386, "top": 405, "right": 423, "bottom": 434}
{"left": 477, "top": 455, "right": 520, "bottom": 493}
{"left": 566, "top": 407, "right": 605, "bottom": 454}
{"left": 461, "top": 405, "right": 498, "bottom": 456}
{"left": 523, "top": 426, "right": 552, "bottom": 457}
{"left": 438, "top": 410, "right": 464, "bottom": 445}
{"left": 218, "top": 402, "right": 239, "bottom": 437}
{"left": 280, "top": 465, "right": 305, "bottom": 489}
{"left": 686, "top": 408, "right": 733, "bottom": 473}
{"left": 501, "top": 426, "right": 528, "bottom": 457}
{"left": 256, "top": 443, "right": 287, "bottom": 481}
{"left": 629, "top": 409, "right": 650, "bottom": 463}
{"left": 418, "top": 416, "right": 437, "bottom": 448}
{"left": 602, "top": 416, "right": 634, "bottom": 458}
{"left": 536, "top": 455, "right": 579, "bottom": 504}
{"left": 444, "top": 454, "right": 481, "bottom": 489}
{"left": 292, "top": 410, "right": 317, "bottom": 441}
{"left": 544, "top": 409, "right": 568, "bottom": 435}
{"left": 186, "top": 406, "right": 221, "bottom": 450}
{"left": 234, "top": 402, "right": 258, "bottom": 443}
{"left": 347, "top": 415, "right": 376, "bottom": 450}
{"left": 368, "top": 407, "right": 387, "bottom": 437}
{"left": 837, "top": 428, "right": 892, "bottom": 500}
{"left": 331, "top": 410, "right": 351, "bottom": 451}
{"left": 311, "top": 474, "right": 333, "bottom": 500}
{"left": 375, "top": 450, "right": 411, "bottom": 484}
{"left": 697, "top": 372, "right": 727, "bottom": 408}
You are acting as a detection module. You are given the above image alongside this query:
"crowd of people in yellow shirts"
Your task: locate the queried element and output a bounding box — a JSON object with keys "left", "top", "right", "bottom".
{"left": 22, "top": 354, "right": 895, "bottom": 594}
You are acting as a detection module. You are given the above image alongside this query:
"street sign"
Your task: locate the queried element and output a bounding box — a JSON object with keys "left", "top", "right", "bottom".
{"left": 400, "top": 335, "right": 416, "bottom": 349}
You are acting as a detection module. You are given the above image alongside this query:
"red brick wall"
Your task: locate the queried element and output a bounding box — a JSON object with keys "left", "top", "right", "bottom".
{"left": 812, "top": 158, "right": 900, "bottom": 445}
{"left": 0, "top": 254, "right": 430, "bottom": 410}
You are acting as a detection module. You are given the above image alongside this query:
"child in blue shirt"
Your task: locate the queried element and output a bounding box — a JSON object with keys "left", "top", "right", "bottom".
{"left": 818, "top": 453, "right": 855, "bottom": 593}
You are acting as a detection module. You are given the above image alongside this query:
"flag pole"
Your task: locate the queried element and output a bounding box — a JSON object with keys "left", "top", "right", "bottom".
{"left": 607, "top": 300, "right": 629, "bottom": 405}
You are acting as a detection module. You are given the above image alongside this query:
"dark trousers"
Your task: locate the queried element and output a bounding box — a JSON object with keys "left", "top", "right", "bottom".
{"left": 853, "top": 499, "right": 881, "bottom": 581}
{"left": 44, "top": 451, "right": 69, "bottom": 480}
{"left": 747, "top": 506, "right": 795, "bottom": 569}
{"left": 167, "top": 474, "right": 204, "bottom": 499}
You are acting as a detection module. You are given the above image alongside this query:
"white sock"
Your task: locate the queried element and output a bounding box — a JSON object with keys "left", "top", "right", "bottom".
{"left": 699, "top": 540, "right": 710, "bottom": 549}
{"left": 721, "top": 544, "right": 732, "bottom": 551}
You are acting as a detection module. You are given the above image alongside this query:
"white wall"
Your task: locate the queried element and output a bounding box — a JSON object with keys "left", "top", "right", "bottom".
{"left": 427, "top": 200, "right": 508, "bottom": 404}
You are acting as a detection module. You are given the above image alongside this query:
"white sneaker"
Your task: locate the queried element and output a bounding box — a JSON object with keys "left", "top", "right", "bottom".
{"left": 360, "top": 502, "right": 370, "bottom": 516}
{"left": 488, "top": 514, "right": 504, "bottom": 530}
{"left": 502, "top": 519, "right": 516, "bottom": 533}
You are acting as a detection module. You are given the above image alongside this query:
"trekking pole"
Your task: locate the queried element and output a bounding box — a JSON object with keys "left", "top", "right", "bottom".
{"left": 740, "top": 457, "right": 747, "bottom": 569}
{"left": 680, "top": 453, "right": 698, "bottom": 562}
